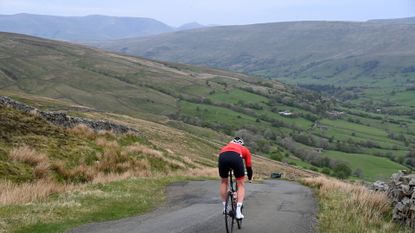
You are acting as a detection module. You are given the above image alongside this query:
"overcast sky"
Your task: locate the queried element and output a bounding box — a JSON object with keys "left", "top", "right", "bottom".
{"left": 0, "top": 0, "right": 414, "bottom": 26}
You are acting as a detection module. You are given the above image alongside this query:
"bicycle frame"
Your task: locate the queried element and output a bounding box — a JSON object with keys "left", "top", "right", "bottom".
{"left": 228, "top": 170, "right": 238, "bottom": 195}
{"left": 224, "top": 169, "right": 242, "bottom": 233}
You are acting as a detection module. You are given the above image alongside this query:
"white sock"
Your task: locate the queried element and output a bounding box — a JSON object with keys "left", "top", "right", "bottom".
{"left": 222, "top": 201, "right": 226, "bottom": 211}
{"left": 236, "top": 202, "right": 244, "bottom": 218}
{"left": 237, "top": 202, "right": 243, "bottom": 212}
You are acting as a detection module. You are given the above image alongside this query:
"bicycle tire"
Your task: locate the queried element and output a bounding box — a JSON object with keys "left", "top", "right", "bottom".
{"left": 225, "top": 191, "right": 235, "bottom": 233}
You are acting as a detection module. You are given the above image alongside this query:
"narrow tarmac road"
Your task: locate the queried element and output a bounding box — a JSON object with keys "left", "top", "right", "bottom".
{"left": 68, "top": 180, "right": 317, "bottom": 233}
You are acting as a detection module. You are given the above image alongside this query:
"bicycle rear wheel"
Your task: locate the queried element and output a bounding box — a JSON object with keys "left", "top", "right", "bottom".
{"left": 225, "top": 192, "right": 235, "bottom": 233}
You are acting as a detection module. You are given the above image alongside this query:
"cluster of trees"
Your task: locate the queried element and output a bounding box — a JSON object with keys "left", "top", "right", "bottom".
{"left": 404, "top": 149, "right": 415, "bottom": 167}
{"left": 291, "top": 132, "right": 381, "bottom": 154}
{"left": 234, "top": 127, "right": 275, "bottom": 154}
{"left": 168, "top": 112, "right": 233, "bottom": 135}
{"left": 279, "top": 137, "right": 353, "bottom": 179}
{"left": 388, "top": 132, "right": 411, "bottom": 146}
{"left": 298, "top": 84, "right": 361, "bottom": 101}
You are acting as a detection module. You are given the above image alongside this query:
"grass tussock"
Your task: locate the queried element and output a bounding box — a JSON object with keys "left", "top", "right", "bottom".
{"left": 96, "top": 137, "right": 119, "bottom": 150}
{"left": 0, "top": 179, "right": 74, "bottom": 205}
{"left": 8, "top": 146, "right": 48, "bottom": 166}
{"left": 303, "top": 176, "right": 411, "bottom": 233}
{"left": 97, "top": 129, "right": 116, "bottom": 138}
{"left": 34, "top": 161, "right": 51, "bottom": 179}
{"left": 175, "top": 167, "right": 217, "bottom": 178}
{"left": 69, "top": 124, "right": 96, "bottom": 139}
{"left": 122, "top": 143, "right": 162, "bottom": 157}
{"left": 91, "top": 171, "right": 135, "bottom": 184}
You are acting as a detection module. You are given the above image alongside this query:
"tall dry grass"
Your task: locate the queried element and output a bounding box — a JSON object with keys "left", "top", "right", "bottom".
{"left": 122, "top": 143, "right": 188, "bottom": 170}
{"left": 8, "top": 146, "right": 48, "bottom": 166}
{"left": 175, "top": 167, "right": 217, "bottom": 177}
{"left": 95, "top": 137, "right": 119, "bottom": 150}
{"left": 122, "top": 143, "right": 162, "bottom": 157}
{"left": 69, "top": 124, "right": 95, "bottom": 139}
{"left": 303, "top": 176, "right": 410, "bottom": 233}
{"left": 2, "top": 136, "right": 215, "bottom": 206}
{"left": 34, "top": 161, "right": 51, "bottom": 179}
{"left": 0, "top": 180, "right": 75, "bottom": 205}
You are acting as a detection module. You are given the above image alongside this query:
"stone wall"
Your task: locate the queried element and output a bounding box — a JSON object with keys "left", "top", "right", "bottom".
{"left": 0, "top": 96, "right": 139, "bottom": 135}
{"left": 387, "top": 171, "right": 415, "bottom": 228}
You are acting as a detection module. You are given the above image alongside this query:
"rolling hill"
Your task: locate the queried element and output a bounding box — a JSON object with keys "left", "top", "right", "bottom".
{"left": 97, "top": 18, "right": 415, "bottom": 108}
{"left": 0, "top": 13, "right": 174, "bottom": 42}
{"left": 0, "top": 32, "right": 413, "bottom": 181}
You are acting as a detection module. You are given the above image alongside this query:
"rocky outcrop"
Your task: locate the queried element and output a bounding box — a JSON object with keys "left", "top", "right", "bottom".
{"left": 371, "top": 180, "right": 389, "bottom": 192}
{"left": 387, "top": 171, "right": 415, "bottom": 228}
{"left": 0, "top": 96, "right": 139, "bottom": 134}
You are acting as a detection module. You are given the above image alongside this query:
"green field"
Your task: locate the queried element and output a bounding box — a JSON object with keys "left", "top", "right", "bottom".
{"left": 322, "top": 150, "right": 406, "bottom": 181}
{"left": 208, "top": 89, "right": 268, "bottom": 105}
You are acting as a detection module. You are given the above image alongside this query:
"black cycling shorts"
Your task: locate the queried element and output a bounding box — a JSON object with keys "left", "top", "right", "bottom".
{"left": 218, "top": 151, "right": 245, "bottom": 180}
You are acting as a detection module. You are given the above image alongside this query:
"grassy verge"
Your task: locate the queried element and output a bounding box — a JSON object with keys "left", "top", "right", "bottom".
{"left": 303, "top": 176, "right": 411, "bottom": 233}
{"left": 0, "top": 176, "right": 189, "bottom": 233}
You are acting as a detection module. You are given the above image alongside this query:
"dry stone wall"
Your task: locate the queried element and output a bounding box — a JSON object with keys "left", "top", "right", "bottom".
{"left": 0, "top": 96, "right": 139, "bottom": 134}
{"left": 387, "top": 171, "right": 415, "bottom": 228}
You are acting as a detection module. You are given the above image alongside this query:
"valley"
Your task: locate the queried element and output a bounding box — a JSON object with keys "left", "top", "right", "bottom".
{"left": 0, "top": 9, "right": 414, "bottom": 232}
{"left": 97, "top": 18, "right": 415, "bottom": 112}
{"left": 0, "top": 32, "right": 412, "bottom": 182}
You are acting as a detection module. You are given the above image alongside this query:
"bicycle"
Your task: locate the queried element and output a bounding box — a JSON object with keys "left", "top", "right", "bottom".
{"left": 224, "top": 170, "right": 243, "bottom": 233}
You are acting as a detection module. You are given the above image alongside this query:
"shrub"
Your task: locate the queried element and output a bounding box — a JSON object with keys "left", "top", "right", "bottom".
{"left": 310, "top": 167, "right": 319, "bottom": 172}
{"left": 353, "top": 168, "right": 364, "bottom": 178}
{"left": 269, "top": 150, "right": 283, "bottom": 161}
{"left": 322, "top": 167, "right": 331, "bottom": 175}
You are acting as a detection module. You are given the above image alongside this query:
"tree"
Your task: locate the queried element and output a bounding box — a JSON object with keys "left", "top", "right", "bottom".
{"left": 332, "top": 163, "right": 352, "bottom": 179}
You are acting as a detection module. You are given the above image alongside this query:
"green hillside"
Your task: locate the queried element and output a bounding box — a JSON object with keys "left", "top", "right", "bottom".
{"left": 97, "top": 19, "right": 415, "bottom": 110}
{"left": 1, "top": 32, "right": 414, "bottom": 181}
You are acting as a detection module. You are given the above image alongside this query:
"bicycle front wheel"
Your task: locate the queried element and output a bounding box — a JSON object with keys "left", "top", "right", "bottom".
{"left": 225, "top": 192, "right": 235, "bottom": 233}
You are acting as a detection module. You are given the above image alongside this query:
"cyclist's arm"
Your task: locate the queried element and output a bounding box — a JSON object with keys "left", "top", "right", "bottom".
{"left": 243, "top": 147, "right": 253, "bottom": 180}
{"left": 246, "top": 167, "right": 253, "bottom": 181}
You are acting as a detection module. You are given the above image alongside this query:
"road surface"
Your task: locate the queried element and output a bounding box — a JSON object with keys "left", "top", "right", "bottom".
{"left": 68, "top": 180, "right": 317, "bottom": 233}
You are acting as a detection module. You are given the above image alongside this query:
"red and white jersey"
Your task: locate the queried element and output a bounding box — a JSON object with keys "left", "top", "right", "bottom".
{"left": 219, "top": 142, "right": 252, "bottom": 167}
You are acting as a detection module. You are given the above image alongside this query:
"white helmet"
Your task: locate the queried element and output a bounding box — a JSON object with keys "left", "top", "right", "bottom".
{"left": 232, "top": 137, "right": 244, "bottom": 145}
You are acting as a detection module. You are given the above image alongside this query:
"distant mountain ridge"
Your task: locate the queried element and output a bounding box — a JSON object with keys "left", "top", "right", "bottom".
{"left": 177, "top": 22, "right": 206, "bottom": 30}
{"left": 368, "top": 17, "right": 415, "bottom": 24}
{"left": 97, "top": 18, "right": 415, "bottom": 103}
{"left": 0, "top": 13, "right": 175, "bottom": 42}
{"left": 0, "top": 13, "right": 213, "bottom": 42}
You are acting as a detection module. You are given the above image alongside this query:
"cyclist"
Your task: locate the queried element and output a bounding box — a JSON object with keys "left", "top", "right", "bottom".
{"left": 218, "top": 136, "right": 253, "bottom": 219}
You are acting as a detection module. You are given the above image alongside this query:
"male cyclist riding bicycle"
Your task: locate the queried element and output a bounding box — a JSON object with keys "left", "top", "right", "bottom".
{"left": 218, "top": 137, "right": 253, "bottom": 219}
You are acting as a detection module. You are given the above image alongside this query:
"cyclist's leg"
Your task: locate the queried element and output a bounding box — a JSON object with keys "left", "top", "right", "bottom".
{"left": 236, "top": 178, "right": 245, "bottom": 203}
{"left": 232, "top": 154, "right": 245, "bottom": 219}
{"left": 218, "top": 153, "right": 230, "bottom": 210}
{"left": 231, "top": 153, "right": 245, "bottom": 203}
{"left": 220, "top": 177, "right": 228, "bottom": 202}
